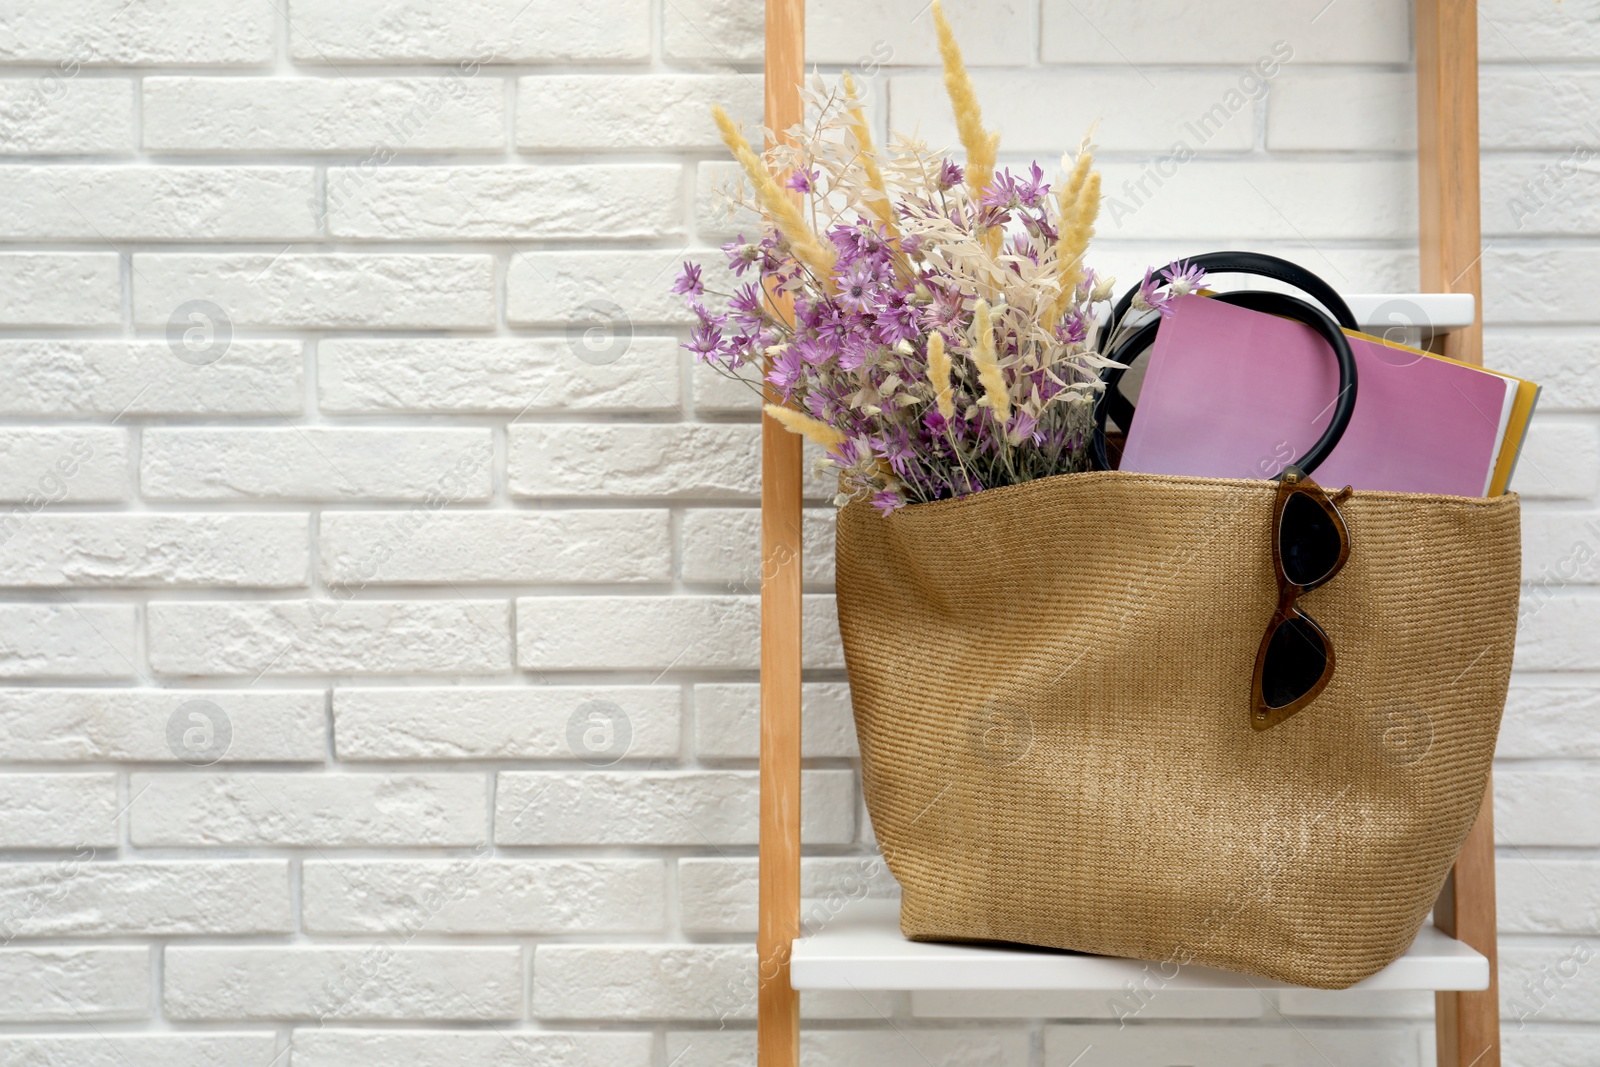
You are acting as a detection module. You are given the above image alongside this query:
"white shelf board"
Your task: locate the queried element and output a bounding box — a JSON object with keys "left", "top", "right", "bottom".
{"left": 1343, "top": 292, "right": 1475, "bottom": 334}
{"left": 791, "top": 898, "right": 1488, "bottom": 992}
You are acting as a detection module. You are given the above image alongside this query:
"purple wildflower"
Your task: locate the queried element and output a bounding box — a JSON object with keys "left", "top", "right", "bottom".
{"left": 828, "top": 221, "right": 891, "bottom": 267}
{"left": 804, "top": 298, "right": 851, "bottom": 346}
{"left": 1023, "top": 211, "right": 1058, "bottom": 244}
{"left": 980, "top": 170, "right": 1022, "bottom": 212}
{"left": 874, "top": 289, "right": 920, "bottom": 346}
{"left": 808, "top": 383, "right": 857, "bottom": 427}
{"left": 1004, "top": 232, "right": 1040, "bottom": 264}
{"left": 765, "top": 344, "right": 804, "bottom": 397}
{"left": 690, "top": 300, "right": 726, "bottom": 329}
{"left": 870, "top": 490, "right": 905, "bottom": 515}
{"left": 835, "top": 334, "right": 875, "bottom": 372}
{"left": 793, "top": 333, "right": 833, "bottom": 367}
{"left": 1006, "top": 408, "right": 1041, "bottom": 446}
{"left": 785, "top": 167, "right": 820, "bottom": 194}
{"left": 871, "top": 429, "right": 918, "bottom": 478}
{"left": 685, "top": 319, "right": 724, "bottom": 360}
{"left": 804, "top": 389, "right": 834, "bottom": 422}
{"left": 920, "top": 283, "right": 966, "bottom": 333}
{"left": 832, "top": 435, "right": 867, "bottom": 468}
{"left": 1055, "top": 310, "right": 1088, "bottom": 346}
{"left": 728, "top": 283, "right": 764, "bottom": 324}
{"left": 756, "top": 232, "right": 786, "bottom": 275}
{"left": 1162, "top": 258, "right": 1208, "bottom": 297}
{"left": 672, "top": 261, "right": 703, "bottom": 300}
{"left": 1135, "top": 267, "right": 1172, "bottom": 317}
{"left": 1018, "top": 162, "right": 1049, "bottom": 206}
{"left": 836, "top": 260, "right": 884, "bottom": 312}
{"left": 981, "top": 163, "right": 1049, "bottom": 214}
{"left": 721, "top": 236, "right": 764, "bottom": 277}
{"left": 726, "top": 328, "right": 763, "bottom": 367}
{"left": 936, "top": 158, "right": 964, "bottom": 191}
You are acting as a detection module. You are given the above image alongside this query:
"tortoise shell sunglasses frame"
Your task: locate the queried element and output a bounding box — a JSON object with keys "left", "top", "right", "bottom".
{"left": 1251, "top": 465, "right": 1354, "bottom": 731}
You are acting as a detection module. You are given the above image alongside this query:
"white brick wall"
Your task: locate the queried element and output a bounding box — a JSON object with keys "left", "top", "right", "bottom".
{"left": 0, "top": 1, "right": 1590, "bottom": 1064}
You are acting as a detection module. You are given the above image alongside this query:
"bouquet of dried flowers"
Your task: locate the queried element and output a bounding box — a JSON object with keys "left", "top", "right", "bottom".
{"left": 679, "top": 2, "right": 1201, "bottom": 514}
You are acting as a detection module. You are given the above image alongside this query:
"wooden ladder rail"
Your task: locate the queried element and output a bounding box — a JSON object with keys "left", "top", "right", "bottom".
{"left": 1418, "top": 1, "right": 1500, "bottom": 1065}
{"left": 758, "top": 1, "right": 806, "bottom": 1065}
{"left": 757, "top": 2, "right": 1501, "bottom": 1064}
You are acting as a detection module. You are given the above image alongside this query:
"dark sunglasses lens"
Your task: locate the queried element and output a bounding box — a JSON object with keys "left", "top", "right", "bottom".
{"left": 1262, "top": 615, "right": 1329, "bottom": 709}
{"left": 1280, "top": 491, "right": 1342, "bottom": 587}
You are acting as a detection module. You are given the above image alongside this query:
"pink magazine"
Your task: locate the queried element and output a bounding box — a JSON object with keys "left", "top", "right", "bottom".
{"left": 1118, "top": 295, "right": 1513, "bottom": 497}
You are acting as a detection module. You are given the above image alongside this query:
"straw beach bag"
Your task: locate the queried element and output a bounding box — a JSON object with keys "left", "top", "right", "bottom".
{"left": 834, "top": 256, "right": 1522, "bottom": 988}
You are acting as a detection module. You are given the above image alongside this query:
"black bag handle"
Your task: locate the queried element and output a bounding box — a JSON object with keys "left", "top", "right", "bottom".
{"left": 1091, "top": 253, "right": 1360, "bottom": 478}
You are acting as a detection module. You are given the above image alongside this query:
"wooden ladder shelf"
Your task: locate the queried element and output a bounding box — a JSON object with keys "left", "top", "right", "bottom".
{"left": 756, "top": 2, "right": 1497, "bottom": 1063}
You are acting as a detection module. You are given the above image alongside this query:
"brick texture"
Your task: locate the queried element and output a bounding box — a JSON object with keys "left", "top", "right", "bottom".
{"left": 0, "top": 0, "right": 1586, "bottom": 1061}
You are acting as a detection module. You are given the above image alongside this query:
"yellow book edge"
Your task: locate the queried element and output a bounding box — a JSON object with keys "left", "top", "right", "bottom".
{"left": 1344, "top": 328, "right": 1541, "bottom": 497}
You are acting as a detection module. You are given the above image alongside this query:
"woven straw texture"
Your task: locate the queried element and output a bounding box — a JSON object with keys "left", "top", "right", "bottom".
{"left": 835, "top": 470, "right": 1521, "bottom": 988}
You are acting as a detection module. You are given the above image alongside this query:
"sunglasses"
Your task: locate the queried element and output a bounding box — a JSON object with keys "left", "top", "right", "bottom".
{"left": 1252, "top": 466, "right": 1353, "bottom": 730}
